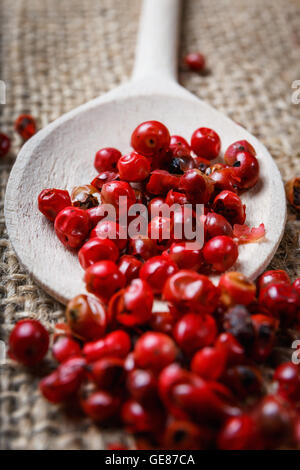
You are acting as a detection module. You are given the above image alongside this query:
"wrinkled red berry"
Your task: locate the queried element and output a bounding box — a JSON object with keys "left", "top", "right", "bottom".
{"left": 84, "top": 260, "right": 125, "bottom": 302}
{"left": 94, "top": 147, "right": 121, "bottom": 172}
{"left": 9, "top": 319, "right": 49, "bottom": 366}
{"left": 38, "top": 188, "right": 71, "bottom": 222}
{"left": 203, "top": 236, "right": 238, "bottom": 272}
{"left": 66, "top": 294, "right": 107, "bottom": 341}
{"left": 78, "top": 238, "right": 119, "bottom": 269}
{"left": 191, "top": 127, "right": 221, "bottom": 160}
{"left": 54, "top": 206, "right": 90, "bottom": 249}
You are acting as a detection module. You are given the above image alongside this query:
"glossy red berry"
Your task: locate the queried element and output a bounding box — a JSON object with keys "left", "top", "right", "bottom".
{"left": 191, "top": 127, "right": 221, "bottom": 160}
{"left": 131, "top": 120, "right": 170, "bottom": 157}
{"left": 117, "top": 152, "right": 151, "bottom": 182}
{"left": 184, "top": 52, "right": 206, "bottom": 71}
{"left": 229, "top": 151, "right": 259, "bottom": 189}
{"left": 146, "top": 169, "right": 179, "bottom": 195}
{"left": 258, "top": 269, "right": 290, "bottom": 292}
{"left": 54, "top": 206, "right": 90, "bottom": 249}
{"left": 169, "top": 135, "right": 191, "bottom": 157}
{"left": 118, "top": 254, "right": 142, "bottom": 284}
{"left": 84, "top": 260, "right": 125, "bottom": 302}
{"left": 139, "top": 255, "right": 178, "bottom": 293}
{"left": 14, "top": 114, "right": 36, "bottom": 140}
{"left": 0, "top": 132, "right": 11, "bottom": 157}
{"left": 101, "top": 180, "right": 136, "bottom": 215}
{"left": 209, "top": 167, "right": 239, "bottom": 194}
{"left": 40, "top": 357, "right": 86, "bottom": 403}
{"left": 94, "top": 147, "right": 121, "bottom": 172}
{"left": 8, "top": 319, "right": 49, "bottom": 366}
{"left": 179, "top": 169, "right": 214, "bottom": 203}
{"left": 224, "top": 140, "right": 256, "bottom": 166}
{"left": 259, "top": 283, "right": 299, "bottom": 326}
{"left": 87, "top": 357, "right": 125, "bottom": 389}
{"left": 108, "top": 278, "right": 153, "bottom": 327}
{"left": 213, "top": 190, "right": 246, "bottom": 225}
{"left": 203, "top": 235, "right": 238, "bottom": 272}
{"left": 66, "top": 294, "right": 107, "bottom": 341}
{"left": 83, "top": 330, "right": 131, "bottom": 362}
{"left": 134, "top": 332, "right": 178, "bottom": 373}
{"left": 218, "top": 415, "right": 260, "bottom": 450}
{"left": 121, "top": 399, "right": 163, "bottom": 434}
{"left": 173, "top": 313, "right": 217, "bottom": 356}
{"left": 38, "top": 188, "right": 71, "bottom": 222}
{"left": 163, "top": 270, "right": 220, "bottom": 314}
{"left": 148, "top": 215, "right": 173, "bottom": 249}
{"left": 204, "top": 212, "right": 233, "bottom": 239}
{"left": 78, "top": 238, "right": 119, "bottom": 269}
{"left": 150, "top": 305, "right": 180, "bottom": 336}
{"left": 91, "top": 171, "right": 119, "bottom": 191}
{"left": 274, "top": 362, "right": 300, "bottom": 401}
{"left": 219, "top": 271, "right": 256, "bottom": 305}
{"left": 293, "top": 277, "right": 300, "bottom": 295}
{"left": 215, "top": 332, "right": 245, "bottom": 366}
{"left": 81, "top": 391, "right": 120, "bottom": 422}
{"left": 165, "top": 190, "right": 188, "bottom": 207}
{"left": 191, "top": 347, "right": 227, "bottom": 381}
{"left": 163, "top": 242, "right": 203, "bottom": 271}
{"left": 52, "top": 336, "right": 81, "bottom": 363}
{"left": 128, "top": 236, "right": 158, "bottom": 261}
{"left": 126, "top": 369, "right": 157, "bottom": 403}
{"left": 90, "top": 220, "right": 127, "bottom": 251}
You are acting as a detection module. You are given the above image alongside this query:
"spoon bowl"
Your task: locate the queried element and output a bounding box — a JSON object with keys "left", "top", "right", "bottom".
{"left": 4, "top": 0, "right": 286, "bottom": 305}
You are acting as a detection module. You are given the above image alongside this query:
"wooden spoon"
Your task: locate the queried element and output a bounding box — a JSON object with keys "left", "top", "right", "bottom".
{"left": 4, "top": 0, "right": 286, "bottom": 305}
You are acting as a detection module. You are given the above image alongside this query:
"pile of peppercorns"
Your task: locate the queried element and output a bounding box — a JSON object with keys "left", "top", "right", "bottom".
{"left": 8, "top": 120, "right": 300, "bottom": 450}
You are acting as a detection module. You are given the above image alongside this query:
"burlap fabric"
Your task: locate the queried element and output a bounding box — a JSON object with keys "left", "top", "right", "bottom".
{"left": 0, "top": 0, "right": 299, "bottom": 450}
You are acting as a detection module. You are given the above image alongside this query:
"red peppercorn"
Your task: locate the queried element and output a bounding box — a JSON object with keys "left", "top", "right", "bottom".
{"left": 126, "top": 369, "right": 157, "bottom": 403}
{"left": 66, "top": 294, "right": 107, "bottom": 341}
{"left": 222, "top": 365, "right": 263, "bottom": 399}
{"left": 204, "top": 212, "right": 233, "bottom": 239}
{"left": 90, "top": 220, "right": 127, "bottom": 251}
{"left": 173, "top": 313, "right": 217, "bottom": 356}
{"left": 251, "top": 314, "right": 278, "bottom": 362}
{"left": 146, "top": 169, "right": 179, "bottom": 195}
{"left": 258, "top": 269, "right": 290, "bottom": 292}
{"left": 203, "top": 235, "right": 238, "bottom": 272}
{"left": 213, "top": 190, "right": 246, "bottom": 225}
{"left": 165, "top": 190, "right": 188, "bottom": 207}
{"left": 293, "top": 277, "right": 300, "bottom": 296}
{"left": 179, "top": 169, "right": 214, "bottom": 203}
{"left": 139, "top": 255, "right": 178, "bottom": 293}
{"left": 94, "top": 147, "right": 121, "bottom": 172}
{"left": 163, "top": 270, "right": 220, "bottom": 314}
{"left": 148, "top": 215, "right": 173, "bottom": 249}
{"left": 190, "top": 127, "right": 221, "bottom": 160}
{"left": 87, "top": 357, "right": 125, "bottom": 389}
{"left": 215, "top": 332, "right": 245, "bottom": 366}
{"left": 81, "top": 391, "right": 120, "bottom": 422}
{"left": 84, "top": 260, "right": 125, "bottom": 302}
{"left": 148, "top": 197, "right": 166, "bottom": 217}
{"left": 52, "top": 336, "right": 81, "bottom": 363}
{"left": 274, "top": 362, "right": 300, "bottom": 401}
{"left": 117, "top": 152, "right": 151, "bottom": 182}
{"left": 169, "top": 135, "right": 191, "bottom": 157}
{"left": 163, "top": 242, "right": 203, "bottom": 271}
{"left": 128, "top": 236, "right": 158, "bottom": 261}
{"left": 219, "top": 271, "right": 256, "bottom": 305}
{"left": 91, "top": 171, "right": 119, "bottom": 191}
{"left": 83, "top": 330, "right": 131, "bottom": 362}
{"left": 134, "top": 332, "right": 178, "bottom": 373}
{"left": 8, "top": 319, "right": 49, "bottom": 366}
{"left": 121, "top": 399, "right": 163, "bottom": 434}
{"left": 0, "top": 132, "right": 11, "bottom": 157}
{"left": 38, "top": 188, "right": 71, "bottom": 222}
{"left": 191, "top": 347, "right": 227, "bottom": 381}
{"left": 78, "top": 238, "right": 119, "bottom": 269}
{"left": 54, "top": 206, "right": 90, "bottom": 249}
{"left": 131, "top": 120, "right": 170, "bottom": 157}
{"left": 108, "top": 278, "right": 153, "bottom": 327}
{"left": 259, "top": 283, "right": 300, "bottom": 326}
{"left": 14, "top": 114, "right": 36, "bottom": 140}
{"left": 118, "top": 254, "right": 142, "bottom": 284}
{"left": 218, "top": 415, "right": 260, "bottom": 450}
{"left": 101, "top": 180, "right": 136, "bottom": 215}
{"left": 224, "top": 140, "right": 256, "bottom": 165}
{"left": 209, "top": 167, "right": 239, "bottom": 194}
{"left": 39, "top": 356, "right": 86, "bottom": 403}
{"left": 163, "top": 420, "right": 206, "bottom": 450}
{"left": 150, "top": 305, "right": 180, "bottom": 335}
{"left": 184, "top": 52, "right": 206, "bottom": 72}
{"left": 229, "top": 151, "right": 259, "bottom": 190}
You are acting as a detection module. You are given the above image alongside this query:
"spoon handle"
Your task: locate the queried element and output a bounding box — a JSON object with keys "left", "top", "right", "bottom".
{"left": 132, "top": 0, "right": 181, "bottom": 82}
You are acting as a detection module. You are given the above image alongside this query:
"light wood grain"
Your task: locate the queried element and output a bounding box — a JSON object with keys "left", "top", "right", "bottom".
{"left": 4, "top": 0, "right": 286, "bottom": 305}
